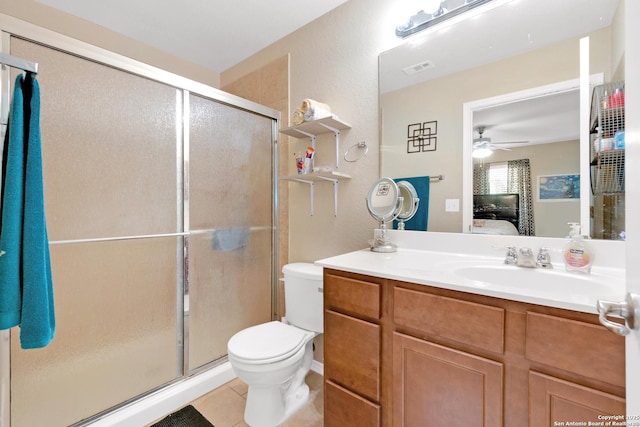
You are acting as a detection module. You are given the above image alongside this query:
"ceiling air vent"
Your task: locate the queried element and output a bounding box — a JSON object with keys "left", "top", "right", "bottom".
{"left": 402, "top": 60, "right": 435, "bottom": 75}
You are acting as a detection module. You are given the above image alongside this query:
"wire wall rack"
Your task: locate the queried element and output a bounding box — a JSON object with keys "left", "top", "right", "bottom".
{"left": 590, "top": 81, "right": 625, "bottom": 194}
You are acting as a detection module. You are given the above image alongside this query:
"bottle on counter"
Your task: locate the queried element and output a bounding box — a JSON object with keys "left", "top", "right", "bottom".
{"left": 563, "top": 223, "right": 593, "bottom": 274}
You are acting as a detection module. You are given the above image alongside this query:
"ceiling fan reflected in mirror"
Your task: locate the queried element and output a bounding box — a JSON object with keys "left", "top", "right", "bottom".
{"left": 472, "top": 125, "right": 529, "bottom": 158}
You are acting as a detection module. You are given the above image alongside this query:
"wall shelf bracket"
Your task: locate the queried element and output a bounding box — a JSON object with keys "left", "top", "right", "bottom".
{"left": 293, "top": 129, "right": 317, "bottom": 149}
{"left": 317, "top": 122, "right": 341, "bottom": 168}
{"left": 313, "top": 175, "right": 340, "bottom": 216}
{"left": 281, "top": 172, "right": 349, "bottom": 216}
{"left": 290, "top": 178, "right": 315, "bottom": 215}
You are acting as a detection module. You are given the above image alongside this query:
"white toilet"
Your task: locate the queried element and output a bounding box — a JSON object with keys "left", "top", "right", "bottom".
{"left": 227, "top": 263, "right": 323, "bottom": 427}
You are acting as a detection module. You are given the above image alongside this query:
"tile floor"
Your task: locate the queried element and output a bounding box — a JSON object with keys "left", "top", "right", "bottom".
{"left": 155, "top": 371, "right": 324, "bottom": 427}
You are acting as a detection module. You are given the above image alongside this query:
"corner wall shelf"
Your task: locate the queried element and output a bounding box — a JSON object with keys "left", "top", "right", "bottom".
{"left": 280, "top": 116, "right": 352, "bottom": 217}
{"left": 280, "top": 116, "right": 351, "bottom": 169}
{"left": 280, "top": 171, "right": 351, "bottom": 216}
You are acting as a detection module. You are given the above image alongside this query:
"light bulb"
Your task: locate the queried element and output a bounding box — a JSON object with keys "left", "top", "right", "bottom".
{"left": 472, "top": 147, "right": 493, "bottom": 158}
{"left": 424, "top": 0, "right": 443, "bottom": 14}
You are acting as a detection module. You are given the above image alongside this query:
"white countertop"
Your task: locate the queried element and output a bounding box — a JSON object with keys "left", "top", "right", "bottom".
{"left": 315, "top": 231, "right": 626, "bottom": 314}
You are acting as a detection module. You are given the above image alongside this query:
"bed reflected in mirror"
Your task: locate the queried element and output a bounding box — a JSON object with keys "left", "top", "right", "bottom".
{"left": 472, "top": 193, "right": 520, "bottom": 236}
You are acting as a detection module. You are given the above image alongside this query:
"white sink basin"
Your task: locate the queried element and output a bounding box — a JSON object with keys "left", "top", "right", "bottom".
{"left": 453, "top": 263, "right": 620, "bottom": 297}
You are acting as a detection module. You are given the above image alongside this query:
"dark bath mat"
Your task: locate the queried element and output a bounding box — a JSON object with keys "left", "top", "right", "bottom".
{"left": 150, "top": 405, "right": 214, "bottom": 427}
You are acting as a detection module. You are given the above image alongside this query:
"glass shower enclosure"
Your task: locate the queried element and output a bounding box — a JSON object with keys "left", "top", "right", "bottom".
{"left": 1, "top": 29, "right": 278, "bottom": 427}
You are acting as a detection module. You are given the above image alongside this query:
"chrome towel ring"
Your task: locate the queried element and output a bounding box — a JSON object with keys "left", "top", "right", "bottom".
{"left": 344, "top": 141, "right": 368, "bottom": 163}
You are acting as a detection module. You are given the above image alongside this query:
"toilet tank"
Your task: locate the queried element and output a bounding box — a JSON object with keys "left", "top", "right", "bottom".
{"left": 283, "top": 263, "right": 324, "bottom": 333}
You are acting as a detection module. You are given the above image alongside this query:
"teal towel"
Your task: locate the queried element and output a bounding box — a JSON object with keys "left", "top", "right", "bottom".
{"left": 393, "top": 176, "right": 430, "bottom": 231}
{"left": 0, "top": 73, "right": 55, "bottom": 349}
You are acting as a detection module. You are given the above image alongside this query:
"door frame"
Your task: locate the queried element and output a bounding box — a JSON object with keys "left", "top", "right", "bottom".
{"left": 624, "top": 0, "right": 640, "bottom": 417}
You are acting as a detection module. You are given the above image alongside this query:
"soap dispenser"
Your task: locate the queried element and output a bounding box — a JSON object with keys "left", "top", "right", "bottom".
{"left": 563, "top": 223, "right": 593, "bottom": 274}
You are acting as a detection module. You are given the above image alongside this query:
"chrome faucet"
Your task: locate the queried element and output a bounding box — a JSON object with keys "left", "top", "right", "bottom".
{"left": 536, "top": 247, "right": 553, "bottom": 269}
{"left": 504, "top": 245, "right": 553, "bottom": 268}
{"left": 516, "top": 247, "right": 536, "bottom": 268}
{"left": 504, "top": 246, "right": 518, "bottom": 265}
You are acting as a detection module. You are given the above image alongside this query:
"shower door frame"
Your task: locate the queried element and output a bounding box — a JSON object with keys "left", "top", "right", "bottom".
{"left": 0, "top": 13, "right": 280, "bottom": 427}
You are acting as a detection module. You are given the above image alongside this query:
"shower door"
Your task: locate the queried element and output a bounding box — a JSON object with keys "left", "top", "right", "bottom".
{"left": 3, "top": 34, "right": 276, "bottom": 427}
{"left": 6, "top": 38, "right": 181, "bottom": 427}
{"left": 187, "top": 94, "right": 274, "bottom": 371}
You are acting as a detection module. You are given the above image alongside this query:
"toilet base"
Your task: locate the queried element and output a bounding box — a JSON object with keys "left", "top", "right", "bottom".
{"left": 283, "top": 382, "right": 310, "bottom": 420}
{"left": 243, "top": 380, "right": 310, "bottom": 427}
{"left": 242, "top": 340, "right": 314, "bottom": 427}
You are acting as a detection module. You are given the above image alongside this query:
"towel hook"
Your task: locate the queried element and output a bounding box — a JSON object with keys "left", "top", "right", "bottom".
{"left": 344, "top": 141, "right": 368, "bottom": 163}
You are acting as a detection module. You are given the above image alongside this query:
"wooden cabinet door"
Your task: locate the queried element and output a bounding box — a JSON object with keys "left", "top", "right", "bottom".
{"left": 325, "top": 380, "right": 381, "bottom": 427}
{"left": 393, "top": 332, "right": 504, "bottom": 427}
{"left": 529, "top": 371, "right": 626, "bottom": 426}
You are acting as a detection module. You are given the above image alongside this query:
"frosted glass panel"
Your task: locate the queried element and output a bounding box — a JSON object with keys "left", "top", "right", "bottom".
{"left": 11, "top": 39, "right": 179, "bottom": 241}
{"left": 11, "top": 238, "right": 179, "bottom": 427}
{"left": 188, "top": 96, "right": 273, "bottom": 229}
{"left": 188, "top": 95, "right": 273, "bottom": 369}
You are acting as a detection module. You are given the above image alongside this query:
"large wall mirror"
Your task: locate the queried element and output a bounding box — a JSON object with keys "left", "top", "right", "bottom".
{"left": 379, "top": 0, "right": 624, "bottom": 239}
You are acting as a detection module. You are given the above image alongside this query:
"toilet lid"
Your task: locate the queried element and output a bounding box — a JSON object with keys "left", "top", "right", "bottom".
{"left": 227, "top": 321, "right": 310, "bottom": 364}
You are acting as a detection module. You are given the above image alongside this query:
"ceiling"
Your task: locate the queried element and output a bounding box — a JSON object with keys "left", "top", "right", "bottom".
{"left": 35, "top": 0, "right": 349, "bottom": 74}
{"left": 473, "top": 89, "right": 580, "bottom": 147}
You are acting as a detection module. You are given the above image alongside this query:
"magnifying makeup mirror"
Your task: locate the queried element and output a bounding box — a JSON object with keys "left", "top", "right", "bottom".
{"left": 395, "top": 181, "right": 420, "bottom": 230}
{"left": 366, "top": 177, "right": 403, "bottom": 252}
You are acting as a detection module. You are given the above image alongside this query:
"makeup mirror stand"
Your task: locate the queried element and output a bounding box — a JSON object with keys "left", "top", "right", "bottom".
{"left": 366, "top": 177, "right": 403, "bottom": 252}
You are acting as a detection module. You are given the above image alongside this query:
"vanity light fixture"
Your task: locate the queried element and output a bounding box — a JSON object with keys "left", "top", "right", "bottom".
{"left": 396, "top": 0, "right": 494, "bottom": 38}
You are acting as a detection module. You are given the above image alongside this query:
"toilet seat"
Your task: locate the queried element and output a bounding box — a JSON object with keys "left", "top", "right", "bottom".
{"left": 228, "top": 321, "right": 312, "bottom": 365}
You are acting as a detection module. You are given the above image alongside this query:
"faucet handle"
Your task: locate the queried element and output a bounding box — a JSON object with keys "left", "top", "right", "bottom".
{"left": 536, "top": 247, "right": 553, "bottom": 269}
{"left": 519, "top": 247, "right": 533, "bottom": 257}
{"left": 504, "top": 245, "right": 517, "bottom": 265}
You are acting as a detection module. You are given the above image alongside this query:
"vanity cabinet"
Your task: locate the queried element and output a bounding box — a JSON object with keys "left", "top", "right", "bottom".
{"left": 323, "top": 268, "right": 626, "bottom": 427}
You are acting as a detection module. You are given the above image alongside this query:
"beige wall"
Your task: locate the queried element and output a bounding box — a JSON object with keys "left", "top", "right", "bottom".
{"left": 0, "top": 0, "right": 220, "bottom": 87}
{"left": 222, "top": 0, "right": 404, "bottom": 263}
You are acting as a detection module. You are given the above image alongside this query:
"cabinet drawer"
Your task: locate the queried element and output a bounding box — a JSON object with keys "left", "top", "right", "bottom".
{"left": 394, "top": 286, "right": 505, "bottom": 354}
{"left": 325, "top": 380, "right": 380, "bottom": 427}
{"left": 525, "top": 312, "right": 625, "bottom": 387}
{"left": 324, "top": 310, "right": 381, "bottom": 401}
{"left": 325, "top": 272, "right": 381, "bottom": 320}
